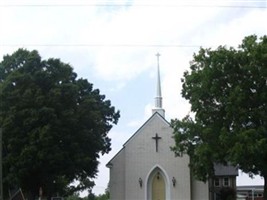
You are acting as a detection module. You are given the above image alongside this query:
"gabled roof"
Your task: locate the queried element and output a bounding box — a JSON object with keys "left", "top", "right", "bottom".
{"left": 123, "top": 112, "right": 170, "bottom": 146}
{"left": 106, "top": 112, "right": 170, "bottom": 167}
{"left": 214, "top": 163, "right": 238, "bottom": 176}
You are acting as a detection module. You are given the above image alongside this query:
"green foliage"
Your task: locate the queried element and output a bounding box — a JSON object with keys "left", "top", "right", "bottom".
{"left": 0, "top": 49, "right": 120, "bottom": 199}
{"left": 95, "top": 193, "right": 109, "bottom": 200}
{"left": 171, "top": 35, "right": 267, "bottom": 189}
{"left": 87, "top": 192, "right": 96, "bottom": 200}
{"left": 66, "top": 193, "right": 83, "bottom": 200}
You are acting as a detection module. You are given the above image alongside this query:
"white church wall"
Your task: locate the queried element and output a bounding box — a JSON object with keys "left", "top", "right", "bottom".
{"left": 108, "top": 149, "right": 125, "bottom": 200}
{"left": 124, "top": 114, "right": 192, "bottom": 200}
{"left": 191, "top": 179, "right": 209, "bottom": 200}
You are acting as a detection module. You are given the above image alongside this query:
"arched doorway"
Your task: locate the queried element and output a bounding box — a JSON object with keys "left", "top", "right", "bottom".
{"left": 146, "top": 166, "right": 170, "bottom": 200}
{"left": 152, "top": 172, "right": 165, "bottom": 200}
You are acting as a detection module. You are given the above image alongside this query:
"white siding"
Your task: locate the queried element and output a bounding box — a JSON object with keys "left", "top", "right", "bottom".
{"left": 109, "top": 149, "right": 125, "bottom": 200}
{"left": 191, "top": 179, "right": 209, "bottom": 200}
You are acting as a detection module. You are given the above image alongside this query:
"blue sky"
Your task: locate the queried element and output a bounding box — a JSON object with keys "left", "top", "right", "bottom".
{"left": 0, "top": 0, "right": 266, "bottom": 195}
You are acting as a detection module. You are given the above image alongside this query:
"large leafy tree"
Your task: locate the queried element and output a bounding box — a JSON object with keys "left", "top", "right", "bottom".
{"left": 0, "top": 49, "right": 120, "bottom": 199}
{"left": 171, "top": 35, "right": 267, "bottom": 198}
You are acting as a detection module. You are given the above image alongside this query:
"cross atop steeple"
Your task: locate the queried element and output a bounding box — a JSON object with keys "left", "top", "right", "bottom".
{"left": 156, "top": 53, "right": 160, "bottom": 61}
{"left": 152, "top": 53, "right": 165, "bottom": 118}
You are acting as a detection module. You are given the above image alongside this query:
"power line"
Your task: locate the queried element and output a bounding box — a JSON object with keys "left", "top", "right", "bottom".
{"left": 0, "top": 3, "right": 266, "bottom": 8}
{"left": 0, "top": 43, "right": 207, "bottom": 48}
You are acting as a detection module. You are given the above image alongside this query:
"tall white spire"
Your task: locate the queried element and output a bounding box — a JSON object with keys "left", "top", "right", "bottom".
{"left": 155, "top": 53, "right": 162, "bottom": 108}
{"left": 152, "top": 53, "right": 165, "bottom": 117}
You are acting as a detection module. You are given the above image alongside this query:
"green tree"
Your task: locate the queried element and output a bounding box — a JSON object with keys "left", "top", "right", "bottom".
{"left": 66, "top": 193, "right": 83, "bottom": 200}
{"left": 171, "top": 35, "right": 267, "bottom": 199}
{"left": 87, "top": 191, "right": 96, "bottom": 200}
{"left": 0, "top": 49, "right": 120, "bottom": 200}
{"left": 219, "top": 187, "right": 236, "bottom": 200}
{"left": 95, "top": 193, "right": 109, "bottom": 200}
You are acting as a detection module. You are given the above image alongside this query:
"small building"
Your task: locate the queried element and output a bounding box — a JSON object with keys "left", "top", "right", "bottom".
{"left": 209, "top": 164, "right": 238, "bottom": 200}
{"left": 236, "top": 185, "right": 264, "bottom": 200}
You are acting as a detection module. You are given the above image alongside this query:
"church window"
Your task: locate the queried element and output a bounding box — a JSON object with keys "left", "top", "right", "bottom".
{"left": 223, "top": 177, "right": 229, "bottom": 186}
{"left": 214, "top": 178, "right": 220, "bottom": 187}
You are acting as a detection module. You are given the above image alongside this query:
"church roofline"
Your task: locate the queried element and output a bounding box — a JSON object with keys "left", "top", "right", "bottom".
{"left": 106, "top": 146, "right": 125, "bottom": 168}
{"left": 123, "top": 112, "right": 170, "bottom": 147}
{"left": 106, "top": 112, "right": 170, "bottom": 167}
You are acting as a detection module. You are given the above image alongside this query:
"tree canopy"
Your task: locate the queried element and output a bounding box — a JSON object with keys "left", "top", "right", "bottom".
{"left": 0, "top": 49, "right": 120, "bottom": 199}
{"left": 171, "top": 35, "right": 267, "bottom": 198}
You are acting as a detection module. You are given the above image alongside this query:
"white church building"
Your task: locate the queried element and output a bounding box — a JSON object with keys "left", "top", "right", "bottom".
{"left": 106, "top": 54, "right": 237, "bottom": 200}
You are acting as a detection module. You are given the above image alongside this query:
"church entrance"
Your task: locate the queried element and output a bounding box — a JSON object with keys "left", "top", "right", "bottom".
{"left": 147, "top": 166, "right": 169, "bottom": 200}
{"left": 152, "top": 172, "right": 166, "bottom": 200}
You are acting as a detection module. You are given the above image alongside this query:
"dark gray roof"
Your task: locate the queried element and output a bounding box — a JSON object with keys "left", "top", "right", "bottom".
{"left": 214, "top": 163, "right": 238, "bottom": 176}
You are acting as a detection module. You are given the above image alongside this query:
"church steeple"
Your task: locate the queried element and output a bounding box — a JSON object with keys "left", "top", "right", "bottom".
{"left": 152, "top": 53, "right": 165, "bottom": 118}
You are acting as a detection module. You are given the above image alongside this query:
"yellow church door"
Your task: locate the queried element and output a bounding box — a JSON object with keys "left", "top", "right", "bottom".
{"left": 152, "top": 172, "right": 166, "bottom": 200}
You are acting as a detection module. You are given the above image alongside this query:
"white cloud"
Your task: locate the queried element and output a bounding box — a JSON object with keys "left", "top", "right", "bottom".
{"left": 126, "top": 119, "right": 143, "bottom": 127}
{"left": 126, "top": 103, "right": 155, "bottom": 129}
{"left": 92, "top": 48, "right": 151, "bottom": 81}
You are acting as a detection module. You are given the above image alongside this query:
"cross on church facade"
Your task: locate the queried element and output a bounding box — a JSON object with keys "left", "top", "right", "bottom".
{"left": 152, "top": 133, "right": 162, "bottom": 152}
